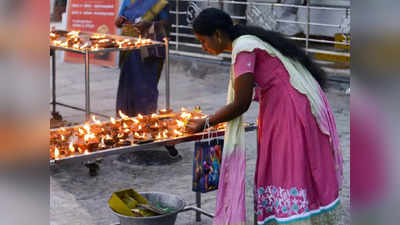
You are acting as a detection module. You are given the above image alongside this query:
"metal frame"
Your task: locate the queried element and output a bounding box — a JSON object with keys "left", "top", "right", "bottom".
{"left": 51, "top": 122, "right": 257, "bottom": 222}
{"left": 50, "top": 123, "right": 256, "bottom": 165}
{"left": 169, "top": 0, "right": 350, "bottom": 66}
{"left": 50, "top": 32, "right": 170, "bottom": 121}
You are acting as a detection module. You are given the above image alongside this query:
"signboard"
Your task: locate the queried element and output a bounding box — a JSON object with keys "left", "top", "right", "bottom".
{"left": 65, "top": 0, "right": 119, "bottom": 67}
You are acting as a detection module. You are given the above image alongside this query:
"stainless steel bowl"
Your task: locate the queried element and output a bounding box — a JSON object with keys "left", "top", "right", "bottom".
{"left": 110, "top": 192, "right": 185, "bottom": 225}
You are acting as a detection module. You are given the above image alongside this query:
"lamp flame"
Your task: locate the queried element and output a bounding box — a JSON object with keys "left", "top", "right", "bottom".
{"left": 83, "top": 123, "right": 91, "bottom": 132}
{"left": 54, "top": 147, "right": 60, "bottom": 159}
{"left": 174, "top": 130, "right": 183, "bottom": 136}
{"left": 84, "top": 133, "right": 95, "bottom": 142}
{"left": 119, "top": 110, "right": 130, "bottom": 120}
{"left": 181, "top": 112, "right": 191, "bottom": 119}
{"left": 162, "top": 130, "right": 168, "bottom": 139}
{"left": 92, "top": 115, "right": 101, "bottom": 125}
{"left": 78, "top": 127, "right": 85, "bottom": 135}
{"left": 176, "top": 120, "right": 184, "bottom": 127}
{"left": 69, "top": 143, "right": 75, "bottom": 153}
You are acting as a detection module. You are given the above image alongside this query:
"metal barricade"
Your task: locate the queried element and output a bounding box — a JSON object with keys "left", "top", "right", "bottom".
{"left": 169, "top": 0, "right": 350, "bottom": 72}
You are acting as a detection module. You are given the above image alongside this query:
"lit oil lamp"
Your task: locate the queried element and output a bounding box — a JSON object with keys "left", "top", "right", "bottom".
{"left": 150, "top": 121, "right": 160, "bottom": 130}
{"left": 111, "top": 117, "right": 116, "bottom": 124}
{"left": 60, "top": 41, "right": 69, "bottom": 48}
{"left": 72, "top": 43, "right": 80, "bottom": 49}
{"left": 91, "top": 43, "right": 100, "bottom": 51}
{"left": 159, "top": 108, "right": 173, "bottom": 115}
{"left": 116, "top": 138, "right": 131, "bottom": 147}
{"left": 176, "top": 120, "right": 184, "bottom": 128}
{"left": 83, "top": 123, "right": 91, "bottom": 133}
{"left": 107, "top": 116, "right": 120, "bottom": 131}
{"left": 132, "top": 118, "right": 140, "bottom": 125}
{"left": 52, "top": 40, "right": 62, "bottom": 46}
{"left": 84, "top": 133, "right": 99, "bottom": 151}
{"left": 89, "top": 118, "right": 103, "bottom": 135}
{"left": 49, "top": 32, "right": 57, "bottom": 41}
{"left": 162, "top": 129, "right": 169, "bottom": 139}
{"left": 69, "top": 142, "right": 75, "bottom": 154}
{"left": 173, "top": 129, "right": 183, "bottom": 137}
{"left": 67, "top": 30, "right": 80, "bottom": 37}
{"left": 155, "top": 132, "right": 162, "bottom": 140}
{"left": 122, "top": 122, "right": 129, "bottom": 129}
{"left": 98, "top": 137, "right": 107, "bottom": 150}
{"left": 180, "top": 111, "right": 192, "bottom": 120}
{"left": 119, "top": 110, "right": 130, "bottom": 120}
{"left": 104, "top": 134, "right": 114, "bottom": 146}
{"left": 54, "top": 147, "right": 60, "bottom": 160}
{"left": 77, "top": 127, "right": 86, "bottom": 137}
{"left": 80, "top": 43, "right": 89, "bottom": 50}
{"left": 92, "top": 115, "right": 102, "bottom": 125}
{"left": 78, "top": 147, "right": 84, "bottom": 154}
{"left": 119, "top": 110, "right": 134, "bottom": 126}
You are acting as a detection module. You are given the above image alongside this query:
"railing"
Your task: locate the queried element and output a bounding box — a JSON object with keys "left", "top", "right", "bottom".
{"left": 169, "top": 0, "right": 351, "bottom": 71}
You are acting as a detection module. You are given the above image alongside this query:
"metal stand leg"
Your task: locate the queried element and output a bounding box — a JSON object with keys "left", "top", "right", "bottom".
{"left": 196, "top": 191, "right": 201, "bottom": 222}
{"left": 83, "top": 158, "right": 103, "bottom": 177}
{"left": 164, "top": 38, "right": 170, "bottom": 109}
{"left": 52, "top": 49, "right": 56, "bottom": 114}
{"left": 51, "top": 49, "right": 63, "bottom": 121}
{"left": 84, "top": 49, "right": 90, "bottom": 121}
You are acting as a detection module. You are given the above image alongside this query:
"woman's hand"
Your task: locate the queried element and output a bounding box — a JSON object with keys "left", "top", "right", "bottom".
{"left": 134, "top": 20, "right": 153, "bottom": 34}
{"left": 115, "top": 16, "right": 127, "bottom": 28}
{"left": 186, "top": 118, "right": 206, "bottom": 134}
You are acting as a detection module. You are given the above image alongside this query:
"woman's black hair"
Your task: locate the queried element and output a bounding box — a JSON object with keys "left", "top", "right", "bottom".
{"left": 193, "top": 8, "right": 326, "bottom": 89}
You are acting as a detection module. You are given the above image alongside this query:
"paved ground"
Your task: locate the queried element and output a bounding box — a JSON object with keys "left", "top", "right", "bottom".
{"left": 49, "top": 49, "right": 350, "bottom": 225}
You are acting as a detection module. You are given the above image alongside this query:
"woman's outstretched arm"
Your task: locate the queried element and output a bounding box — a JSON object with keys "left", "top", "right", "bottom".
{"left": 186, "top": 72, "right": 254, "bottom": 133}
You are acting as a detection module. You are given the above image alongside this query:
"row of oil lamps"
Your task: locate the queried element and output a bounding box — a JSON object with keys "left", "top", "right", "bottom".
{"left": 49, "top": 30, "right": 154, "bottom": 51}
{"left": 50, "top": 108, "right": 206, "bottom": 160}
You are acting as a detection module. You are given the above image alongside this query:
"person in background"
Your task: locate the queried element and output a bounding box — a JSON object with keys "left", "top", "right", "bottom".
{"left": 115, "top": 0, "right": 180, "bottom": 159}
{"left": 187, "top": 8, "right": 342, "bottom": 225}
{"left": 51, "top": 0, "right": 67, "bottom": 22}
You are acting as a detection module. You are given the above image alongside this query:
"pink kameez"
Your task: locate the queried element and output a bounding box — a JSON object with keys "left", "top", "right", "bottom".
{"left": 234, "top": 49, "right": 341, "bottom": 225}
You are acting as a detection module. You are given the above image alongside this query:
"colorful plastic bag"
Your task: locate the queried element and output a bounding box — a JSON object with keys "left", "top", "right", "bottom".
{"left": 192, "top": 122, "right": 224, "bottom": 193}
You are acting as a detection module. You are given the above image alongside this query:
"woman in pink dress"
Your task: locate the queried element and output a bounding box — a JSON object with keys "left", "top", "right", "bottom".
{"left": 186, "top": 8, "right": 342, "bottom": 225}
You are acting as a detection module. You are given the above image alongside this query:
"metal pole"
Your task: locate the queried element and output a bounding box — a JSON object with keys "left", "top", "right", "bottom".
{"left": 196, "top": 191, "right": 201, "bottom": 222}
{"left": 51, "top": 49, "right": 56, "bottom": 114}
{"left": 175, "top": 0, "right": 179, "bottom": 51}
{"left": 84, "top": 48, "right": 90, "bottom": 121}
{"left": 306, "top": 0, "right": 310, "bottom": 54}
{"left": 165, "top": 38, "right": 170, "bottom": 109}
